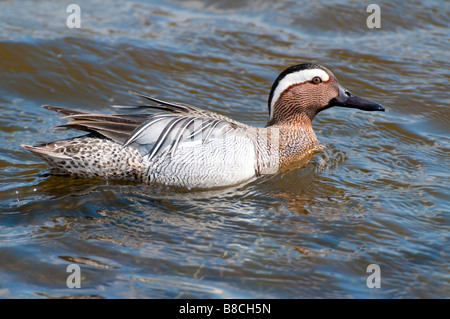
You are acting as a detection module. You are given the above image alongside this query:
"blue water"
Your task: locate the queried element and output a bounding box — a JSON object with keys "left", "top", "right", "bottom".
{"left": 0, "top": 0, "right": 448, "bottom": 298}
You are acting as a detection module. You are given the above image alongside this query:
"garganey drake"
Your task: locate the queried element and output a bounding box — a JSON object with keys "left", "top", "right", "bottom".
{"left": 23, "top": 63, "right": 384, "bottom": 189}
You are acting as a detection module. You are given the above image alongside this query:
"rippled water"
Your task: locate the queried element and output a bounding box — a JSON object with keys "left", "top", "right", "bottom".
{"left": 0, "top": 0, "right": 449, "bottom": 298}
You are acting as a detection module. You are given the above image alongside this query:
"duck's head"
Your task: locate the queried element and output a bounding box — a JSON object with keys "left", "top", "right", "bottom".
{"left": 267, "top": 63, "right": 384, "bottom": 126}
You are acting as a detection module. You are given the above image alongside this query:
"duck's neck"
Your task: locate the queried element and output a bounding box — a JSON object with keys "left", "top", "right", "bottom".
{"left": 262, "top": 113, "right": 319, "bottom": 168}
{"left": 266, "top": 112, "right": 313, "bottom": 130}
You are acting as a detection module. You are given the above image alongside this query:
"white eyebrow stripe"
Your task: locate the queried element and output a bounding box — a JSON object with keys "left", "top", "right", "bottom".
{"left": 269, "top": 68, "right": 330, "bottom": 120}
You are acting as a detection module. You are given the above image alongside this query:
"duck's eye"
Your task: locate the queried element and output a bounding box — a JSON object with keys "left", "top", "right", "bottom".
{"left": 312, "top": 76, "right": 322, "bottom": 84}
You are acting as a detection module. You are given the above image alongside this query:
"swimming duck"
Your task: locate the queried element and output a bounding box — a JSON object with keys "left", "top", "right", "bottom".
{"left": 22, "top": 63, "right": 384, "bottom": 189}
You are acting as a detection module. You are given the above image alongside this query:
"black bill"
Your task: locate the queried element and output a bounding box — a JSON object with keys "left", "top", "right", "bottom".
{"left": 330, "top": 87, "right": 385, "bottom": 112}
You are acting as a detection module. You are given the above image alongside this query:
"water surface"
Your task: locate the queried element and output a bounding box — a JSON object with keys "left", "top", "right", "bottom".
{"left": 0, "top": 0, "right": 449, "bottom": 298}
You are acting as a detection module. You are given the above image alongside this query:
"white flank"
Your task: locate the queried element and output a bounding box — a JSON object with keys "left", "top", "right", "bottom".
{"left": 269, "top": 68, "right": 330, "bottom": 119}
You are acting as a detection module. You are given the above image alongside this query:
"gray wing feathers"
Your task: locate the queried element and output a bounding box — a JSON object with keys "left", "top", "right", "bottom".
{"left": 125, "top": 115, "right": 237, "bottom": 161}
{"left": 42, "top": 92, "right": 250, "bottom": 161}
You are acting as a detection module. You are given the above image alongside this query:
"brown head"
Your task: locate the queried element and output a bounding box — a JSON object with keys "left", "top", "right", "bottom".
{"left": 266, "top": 63, "right": 384, "bottom": 127}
